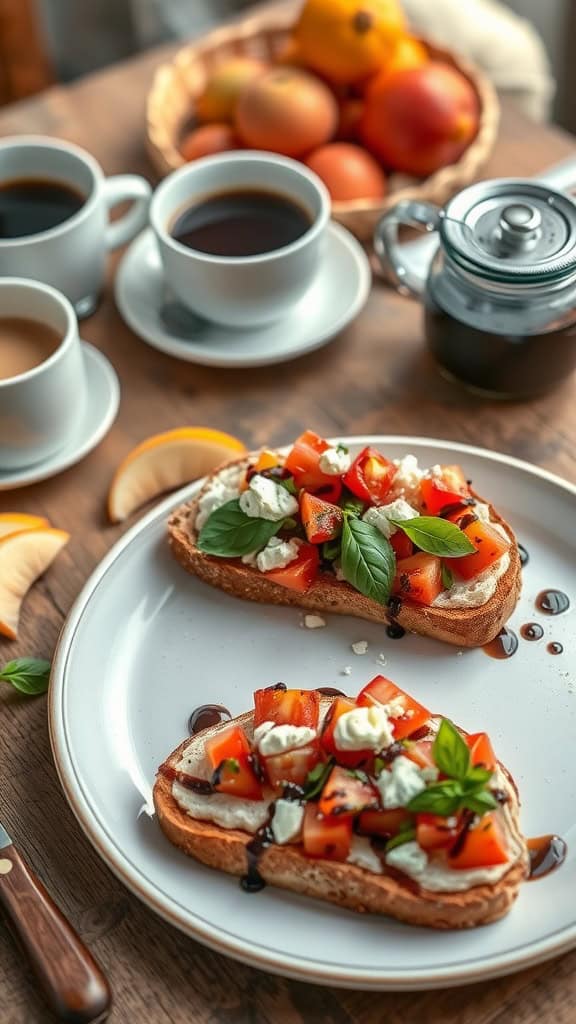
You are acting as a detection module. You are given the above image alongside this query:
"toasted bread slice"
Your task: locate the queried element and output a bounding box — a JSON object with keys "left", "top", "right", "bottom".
{"left": 167, "top": 454, "right": 521, "bottom": 648}
{"left": 153, "top": 711, "right": 529, "bottom": 930}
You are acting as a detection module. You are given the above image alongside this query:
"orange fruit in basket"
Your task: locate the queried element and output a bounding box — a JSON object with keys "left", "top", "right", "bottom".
{"left": 360, "top": 62, "right": 480, "bottom": 177}
{"left": 196, "top": 57, "right": 267, "bottom": 123}
{"left": 235, "top": 68, "right": 338, "bottom": 158}
{"left": 306, "top": 142, "right": 387, "bottom": 201}
{"left": 295, "top": 0, "right": 405, "bottom": 85}
{"left": 180, "top": 123, "right": 239, "bottom": 162}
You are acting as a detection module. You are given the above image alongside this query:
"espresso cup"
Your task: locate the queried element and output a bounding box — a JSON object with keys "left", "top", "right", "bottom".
{"left": 0, "top": 136, "right": 151, "bottom": 317}
{"left": 150, "top": 151, "right": 331, "bottom": 327}
{"left": 0, "top": 278, "right": 87, "bottom": 470}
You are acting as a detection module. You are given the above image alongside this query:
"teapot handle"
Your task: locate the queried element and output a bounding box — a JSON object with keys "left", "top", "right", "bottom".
{"left": 374, "top": 200, "right": 442, "bottom": 298}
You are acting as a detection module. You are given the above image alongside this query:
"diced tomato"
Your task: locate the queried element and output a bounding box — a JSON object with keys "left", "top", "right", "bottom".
{"left": 416, "top": 812, "right": 462, "bottom": 851}
{"left": 318, "top": 765, "right": 379, "bottom": 818}
{"left": 320, "top": 696, "right": 373, "bottom": 768}
{"left": 420, "top": 465, "right": 470, "bottom": 516}
{"left": 314, "top": 478, "right": 343, "bottom": 505}
{"left": 262, "top": 742, "right": 321, "bottom": 790}
{"left": 393, "top": 552, "right": 443, "bottom": 606}
{"left": 403, "top": 739, "right": 436, "bottom": 770}
{"left": 284, "top": 430, "right": 334, "bottom": 491}
{"left": 466, "top": 732, "right": 497, "bottom": 772}
{"left": 450, "top": 520, "right": 510, "bottom": 581}
{"left": 357, "top": 676, "right": 431, "bottom": 741}
{"left": 448, "top": 812, "right": 509, "bottom": 869}
{"left": 302, "top": 803, "right": 353, "bottom": 861}
{"left": 357, "top": 808, "right": 412, "bottom": 837}
{"left": 212, "top": 754, "right": 263, "bottom": 800}
{"left": 390, "top": 530, "right": 414, "bottom": 560}
{"left": 253, "top": 687, "right": 320, "bottom": 728}
{"left": 343, "top": 446, "right": 396, "bottom": 505}
{"left": 300, "top": 491, "right": 343, "bottom": 545}
{"left": 205, "top": 723, "right": 252, "bottom": 769}
{"left": 263, "top": 542, "right": 319, "bottom": 593}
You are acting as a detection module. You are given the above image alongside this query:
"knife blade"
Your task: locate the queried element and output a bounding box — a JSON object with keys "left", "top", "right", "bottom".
{"left": 0, "top": 816, "right": 112, "bottom": 1021}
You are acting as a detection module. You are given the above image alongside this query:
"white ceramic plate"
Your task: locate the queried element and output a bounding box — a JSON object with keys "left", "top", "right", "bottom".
{"left": 114, "top": 225, "right": 371, "bottom": 368}
{"left": 49, "top": 437, "right": 576, "bottom": 990}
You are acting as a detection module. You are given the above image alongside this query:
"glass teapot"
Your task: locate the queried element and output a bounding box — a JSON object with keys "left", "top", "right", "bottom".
{"left": 374, "top": 179, "right": 576, "bottom": 398}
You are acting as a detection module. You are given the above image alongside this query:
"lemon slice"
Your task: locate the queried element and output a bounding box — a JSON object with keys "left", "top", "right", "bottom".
{"left": 0, "top": 528, "right": 70, "bottom": 640}
{"left": 0, "top": 513, "right": 50, "bottom": 539}
{"left": 107, "top": 427, "right": 247, "bottom": 523}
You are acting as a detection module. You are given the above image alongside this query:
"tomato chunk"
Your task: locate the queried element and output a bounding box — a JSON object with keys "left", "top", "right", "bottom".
{"left": 300, "top": 491, "right": 343, "bottom": 544}
{"left": 343, "top": 446, "right": 396, "bottom": 505}
{"left": 263, "top": 543, "right": 319, "bottom": 592}
{"left": 318, "top": 765, "right": 379, "bottom": 818}
{"left": 253, "top": 687, "right": 320, "bottom": 728}
{"left": 357, "top": 676, "right": 431, "bottom": 741}
{"left": 403, "top": 739, "right": 436, "bottom": 770}
{"left": 204, "top": 724, "right": 263, "bottom": 800}
{"left": 320, "top": 696, "right": 372, "bottom": 767}
{"left": 357, "top": 808, "right": 412, "bottom": 838}
{"left": 416, "top": 813, "right": 462, "bottom": 851}
{"left": 284, "top": 430, "right": 333, "bottom": 491}
{"left": 393, "top": 552, "right": 443, "bottom": 606}
{"left": 420, "top": 465, "right": 470, "bottom": 516}
{"left": 262, "top": 742, "right": 321, "bottom": 790}
{"left": 448, "top": 812, "right": 509, "bottom": 869}
{"left": 390, "top": 530, "right": 414, "bottom": 560}
{"left": 205, "top": 723, "right": 251, "bottom": 768}
{"left": 302, "top": 803, "right": 353, "bottom": 861}
{"left": 450, "top": 520, "right": 510, "bottom": 581}
{"left": 314, "top": 478, "right": 343, "bottom": 505}
{"left": 466, "top": 732, "right": 497, "bottom": 772}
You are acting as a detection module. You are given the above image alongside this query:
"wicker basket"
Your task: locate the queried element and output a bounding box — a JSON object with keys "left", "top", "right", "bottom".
{"left": 146, "top": 5, "right": 500, "bottom": 241}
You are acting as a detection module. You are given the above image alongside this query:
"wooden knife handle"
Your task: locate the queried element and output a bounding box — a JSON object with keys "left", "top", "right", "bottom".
{"left": 0, "top": 845, "right": 112, "bottom": 1022}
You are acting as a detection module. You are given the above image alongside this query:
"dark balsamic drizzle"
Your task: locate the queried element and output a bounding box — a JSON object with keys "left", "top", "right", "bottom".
{"left": 386, "top": 595, "right": 405, "bottom": 639}
{"left": 188, "top": 704, "right": 231, "bottom": 736}
{"left": 518, "top": 544, "right": 529, "bottom": 567}
{"left": 483, "top": 628, "right": 519, "bottom": 659}
{"left": 438, "top": 498, "right": 476, "bottom": 518}
{"left": 547, "top": 641, "right": 564, "bottom": 656}
{"left": 448, "top": 811, "right": 475, "bottom": 859}
{"left": 387, "top": 596, "right": 403, "bottom": 618}
{"left": 316, "top": 686, "right": 345, "bottom": 698}
{"left": 536, "top": 590, "right": 570, "bottom": 615}
{"left": 528, "top": 835, "right": 567, "bottom": 880}
{"left": 158, "top": 764, "right": 214, "bottom": 795}
{"left": 386, "top": 623, "right": 406, "bottom": 640}
{"left": 379, "top": 741, "right": 405, "bottom": 765}
{"left": 520, "top": 622, "right": 544, "bottom": 642}
{"left": 265, "top": 682, "right": 287, "bottom": 692}
{"left": 456, "top": 512, "right": 479, "bottom": 530}
{"left": 241, "top": 808, "right": 275, "bottom": 893}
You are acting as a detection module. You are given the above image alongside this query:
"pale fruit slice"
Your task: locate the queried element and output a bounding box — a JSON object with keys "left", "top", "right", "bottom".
{"left": 108, "top": 427, "right": 247, "bottom": 523}
{"left": 0, "top": 513, "right": 50, "bottom": 539}
{"left": 0, "top": 528, "right": 69, "bottom": 640}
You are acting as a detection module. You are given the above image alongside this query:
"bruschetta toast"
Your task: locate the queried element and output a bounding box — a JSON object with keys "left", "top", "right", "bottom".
{"left": 154, "top": 677, "right": 529, "bottom": 929}
{"left": 168, "top": 431, "right": 521, "bottom": 648}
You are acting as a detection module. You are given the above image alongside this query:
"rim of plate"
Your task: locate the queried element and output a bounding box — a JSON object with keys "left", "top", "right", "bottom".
{"left": 49, "top": 436, "right": 576, "bottom": 989}
{"left": 114, "top": 222, "right": 371, "bottom": 368}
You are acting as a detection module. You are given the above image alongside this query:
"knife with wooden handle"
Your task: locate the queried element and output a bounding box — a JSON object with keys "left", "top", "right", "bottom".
{"left": 0, "top": 820, "right": 112, "bottom": 1022}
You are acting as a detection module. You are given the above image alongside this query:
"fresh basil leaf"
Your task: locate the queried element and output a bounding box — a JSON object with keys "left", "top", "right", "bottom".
{"left": 341, "top": 518, "right": 396, "bottom": 606}
{"left": 433, "top": 719, "right": 471, "bottom": 782}
{"left": 441, "top": 562, "right": 454, "bottom": 589}
{"left": 389, "top": 516, "right": 476, "bottom": 557}
{"left": 463, "top": 790, "right": 498, "bottom": 815}
{"left": 304, "top": 759, "right": 334, "bottom": 800}
{"left": 222, "top": 758, "right": 239, "bottom": 774}
{"left": 464, "top": 766, "right": 493, "bottom": 787}
{"left": 198, "top": 499, "right": 282, "bottom": 557}
{"left": 0, "top": 658, "right": 50, "bottom": 696}
{"left": 373, "top": 756, "right": 385, "bottom": 776}
{"left": 385, "top": 827, "right": 416, "bottom": 851}
{"left": 322, "top": 537, "right": 341, "bottom": 562}
{"left": 336, "top": 444, "right": 349, "bottom": 454}
{"left": 407, "top": 780, "right": 464, "bottom": 817}
{"left": 276, "top": 476, "right": 298, "bottom": 496}
{"left": 283, "top": 517, "right": 298, "bottom": 530}
{"left": 340, "top": 492, "right": 366, "bottom": 518}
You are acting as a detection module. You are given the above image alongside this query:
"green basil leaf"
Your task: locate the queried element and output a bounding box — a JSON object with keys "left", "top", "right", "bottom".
{"left": 433, "top": 719, "right": 471, "bottom": 782}
{"left": 275, "top": 476, "right": 298, "bottom": 496}
{"left": 336, "top": 444, "right": 349, "bottom": 454}
{"left": 373, "top": 756, "right": 386, "bottom": 776}
{"left": 222, "top": 758, "right": 239, "bottom": 774}
{"left": 464, "top": 766, "right": 493, "bottom": 788}
{"left": 283, "top": 517, "right": 298, "bottom": 530}
{"left": 463, "top": 790, "right": 498, "bottom": 815}
{"left": 441, "top": 562, "right": 454, "bottom": 589}
{"left": 341, "top": 518, "right": 396, "bottom": 606}
{"left": 406, "top": 780, "right": 464, "bottom": 817}
{"left": 304, "top": 759, "right": 334, "bottom": 800}
{"left": 385, "top": 827, "right": 417, "bottom": 851}
{"left": 340, "top": 492, "right": 366, "bottom": 518}
{"left": 389, "top": 516, "right": 476, "bottom": 557}
{"left": 0, "top": 658, "right": 50, "bottom": 696}
{"left": 198, "top": 499, "right": 282, "bottom": 557}
{"left": 322, "top": 538, "right": 341, "bottom": 562}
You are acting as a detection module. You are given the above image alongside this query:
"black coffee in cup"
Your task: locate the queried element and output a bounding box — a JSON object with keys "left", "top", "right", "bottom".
{"left": 0, "top": 178, "right": 86, "bottom": 238}
{"left": 170, "top": 188, "right": 313, "bottom": 257}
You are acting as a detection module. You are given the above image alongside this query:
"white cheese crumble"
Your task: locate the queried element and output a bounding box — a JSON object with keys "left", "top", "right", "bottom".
{"left": 239, "top": 474, "right": 298, "bottom": 522}
{"left": 341, "top": 666, "right": 352, "bottom": 676}
{"left": 257, "top": 724, "right": 317, "bottom": 757}
{"left": 195, "top": 463, "right": 245, "bottom": 529}
{"left": 385, "top": 840, "right": 429, "bottom": 876}
{"left": 389, "top": 455, "right": 424, "bottom": 502}
{"left": 319, "top": 446, "right": 351, "bottom": 475}
{"left": 334, "top": 705, "right": 395, "bottom": 752}
{"left": 347, "top": 836, "right": 383, "bottom": 874}
{"left": 256, "top": 537, "right": 299, "bottom": 572}
{"left": 377, "top": 755, "right": 430, "bottom": 809}
{"left": 362, "top": 498, "right": 418, "bottom": 539}
{"left": 351, "top": 640, "right": 368, "bottom": 655}
{"left": 303, "top": 614, "right": 326, "bottom": 629}
{"left": 271, "top": 799, "right": 304, "bottom": 845}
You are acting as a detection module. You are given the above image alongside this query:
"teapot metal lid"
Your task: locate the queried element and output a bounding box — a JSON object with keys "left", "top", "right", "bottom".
{"left": 440, "top": 180, "right": 576, "bottom": 283}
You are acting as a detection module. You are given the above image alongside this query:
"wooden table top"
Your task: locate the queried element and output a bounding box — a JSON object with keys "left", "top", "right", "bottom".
{"left": 1, "top": 41, "right": 576, "bottom": 1024}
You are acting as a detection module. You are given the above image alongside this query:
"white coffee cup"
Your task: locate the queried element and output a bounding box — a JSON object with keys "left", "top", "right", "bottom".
{"left": 149, "top": 151, "right": 330, "bottom": 327}
{"left": 0, "top": 136, "right": 151, "bottom": 317}
{"left": 0, "top": 278, "right": 87, "bottom": 470}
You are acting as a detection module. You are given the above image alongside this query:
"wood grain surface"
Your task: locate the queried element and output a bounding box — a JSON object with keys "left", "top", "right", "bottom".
{"left": 0, "top": 39, "right": 576, "bottom": 1024}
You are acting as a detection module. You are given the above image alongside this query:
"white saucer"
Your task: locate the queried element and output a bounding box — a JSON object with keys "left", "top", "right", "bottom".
{"left": 0, "top": 343, "right": 120, "bottom": 491}
{"left": 114, "top": 224, "right": 371, "bottom": 368}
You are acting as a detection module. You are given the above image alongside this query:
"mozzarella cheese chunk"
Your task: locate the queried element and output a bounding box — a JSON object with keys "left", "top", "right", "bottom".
{"left": 319, "top": 446, "right": 351, "bottom": 475}
{"left": 347, "top": 836, "right": 383, "bottom": 874}
{"left": 195, "top": 463, "right": 245, "bottom": 529}
{"left": 385, "top": 840, "right": 429, "bottom": 876}
{"left": 377, "top": 755, "right": 429, "bottom": 809}
{"left": 255, "top": 537, "right": 299, "bottom": 572}
{"left": 271, "top": 799, "right": 305, "bottom": 845}
{"left": 239, "top": 474, "right": 298, "bottom": 522}
{"left": 334, "top": 705, "right": 395, "bottom": 752}
{"left": 389, "top": 455, "right": 424, "bottom": 501}
{"left": 362, "top": 498, "right": 419, "bottom": 540}
{"left": 258, "top": 724, "right": 317, "bottom": 757}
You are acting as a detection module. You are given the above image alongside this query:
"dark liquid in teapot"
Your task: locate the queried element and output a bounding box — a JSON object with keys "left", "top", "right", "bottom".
{"left": 425, "top": 297, "right": 576, "bottom": 399}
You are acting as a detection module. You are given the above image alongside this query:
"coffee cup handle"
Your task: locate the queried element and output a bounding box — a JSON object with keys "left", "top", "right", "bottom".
{"left": 104, "top": 175, "right": 152, "bottom": 250}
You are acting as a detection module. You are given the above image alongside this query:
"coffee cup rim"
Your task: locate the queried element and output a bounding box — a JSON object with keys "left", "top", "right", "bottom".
{"left": 0, "top": 135, "right": 103, "bottom": 247}
{"left": 0, "top": 277, "right": 77, "bottom": 388}
{"left": 150, "top": 150, "right": 331, "bottom": 265}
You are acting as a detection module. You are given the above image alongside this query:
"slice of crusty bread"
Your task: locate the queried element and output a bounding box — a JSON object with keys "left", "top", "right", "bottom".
{"left": 153, "top": 711, "right": 529, "bottom": 930}
{"left": 167, "top": 454, "right": 521, "bottom": 648}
